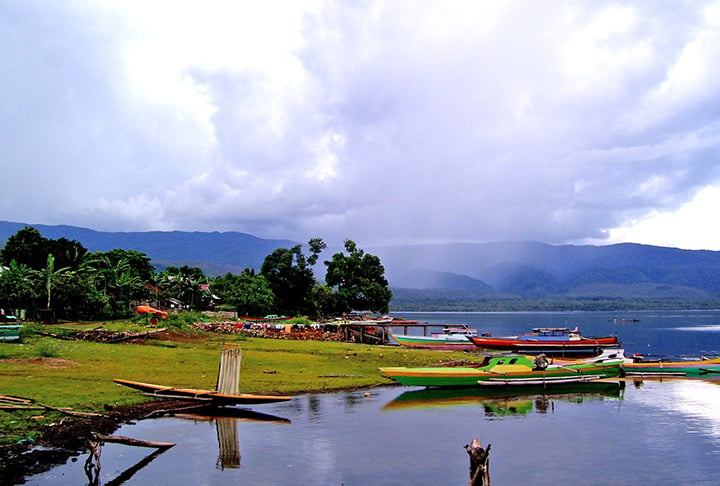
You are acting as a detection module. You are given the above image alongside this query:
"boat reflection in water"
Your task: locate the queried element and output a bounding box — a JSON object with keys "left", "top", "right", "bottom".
{"left": 176, "top": 407, "right": 291, "bottom": 470}
{"left": 382, "top": 381, "right": 625, "bottom": 417}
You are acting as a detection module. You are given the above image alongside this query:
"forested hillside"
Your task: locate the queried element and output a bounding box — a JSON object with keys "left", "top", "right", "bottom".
{"left": 3, "top": 221, "right": 720, "bottom": 309}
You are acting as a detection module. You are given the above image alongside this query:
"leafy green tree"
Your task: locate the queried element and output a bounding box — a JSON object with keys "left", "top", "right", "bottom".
{"left": 158, "top": 265, "right": 208, "bottom": 310}
{"left": 50, "top": 268, "right": 108, "bottom": 320}
{"left": 313, "top": 284, "right": 342, "bottom": 317}
{"left": 0, "top": 227, "right": 88, "bottom": 272}
{"left": 47, "top": 237, "right": 88, "bottom": 270}
{"left": 260, "top": 240, "right": 322, "bottom": 317}
{"left": 324, "top": 240, "right": 392, "bottom": 314}
{"left": 307, "top": 237, "right": 327, "bottom": 266}
{"left": 103, "top": 249, "right": 155, "bottom": 281}
{"left": 214, "top": 270, "right": 275, "bottom": 317}
{"left": 87, "top": 253, "right": 148, "bottom": 315}
{"left": 0, "top": 227, "right": 48, "bottom": 270}
{"left": 0, "top": 260, "right": 38, "bottom": 312}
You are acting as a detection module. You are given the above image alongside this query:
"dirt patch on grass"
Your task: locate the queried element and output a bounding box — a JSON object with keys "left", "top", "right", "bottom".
{"left": 7, "top": 357, "right": 78, "bottom": 367}
{"left": 149, "top": 329, "right": 207, "bottom": 344}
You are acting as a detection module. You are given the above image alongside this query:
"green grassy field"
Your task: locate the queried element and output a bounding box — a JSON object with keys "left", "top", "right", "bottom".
{"left": 0, "top": 320, "right": 470, "bottom": 444}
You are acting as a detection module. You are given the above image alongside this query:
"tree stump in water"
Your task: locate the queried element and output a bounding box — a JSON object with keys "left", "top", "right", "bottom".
{"left": 465, "top": 439, "right": 491, "bottom": 486}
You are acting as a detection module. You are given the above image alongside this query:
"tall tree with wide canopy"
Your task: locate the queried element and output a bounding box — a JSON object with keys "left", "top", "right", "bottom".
{"left": 0, "top": 227, "right": 88, "bottom": 272}
{"left": 0, "top": 227, "right": 48, "bottom": 270}
{"left": 260, "top": 240, "right": 323, "bottom": 317}
{"left": 324, "top": 240, "right": 392, "bottom": 314}
{"left": 213, "top": 270, "right": 275, "bottom": 317}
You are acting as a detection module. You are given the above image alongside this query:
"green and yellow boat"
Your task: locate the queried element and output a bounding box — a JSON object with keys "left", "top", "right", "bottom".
{"left": 379, "top": 354, "right": 623, "bottom": 387}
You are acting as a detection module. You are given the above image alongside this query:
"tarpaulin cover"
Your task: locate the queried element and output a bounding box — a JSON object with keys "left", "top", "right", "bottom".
{"left": 135, "top": 305, "right": 168, "bottom": 318}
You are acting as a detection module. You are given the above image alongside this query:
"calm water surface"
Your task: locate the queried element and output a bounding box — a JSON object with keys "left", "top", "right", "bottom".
{"left": 25, "top": 311, "right": 720, "bottom": 485}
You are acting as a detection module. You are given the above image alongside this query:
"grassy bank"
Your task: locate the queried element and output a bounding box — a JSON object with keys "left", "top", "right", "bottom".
{"left": 0, "top": 320, "right": 470, "bottom": 445}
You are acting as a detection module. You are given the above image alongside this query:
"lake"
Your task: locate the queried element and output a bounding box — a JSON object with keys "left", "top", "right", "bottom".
{"left": 24, "top": 311, "right": 720, "bottom": 485}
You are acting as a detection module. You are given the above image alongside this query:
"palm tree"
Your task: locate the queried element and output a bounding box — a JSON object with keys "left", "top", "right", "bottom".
{"left": 36, "top": 253, "right": 70, "bottom": 310}
{"left": 0, "top": 260, "right": 38, "bottom": 313}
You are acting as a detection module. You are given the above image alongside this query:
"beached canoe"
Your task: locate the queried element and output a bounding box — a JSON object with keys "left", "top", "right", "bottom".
{"left": 379, "top": 354, "right": 623, "bottom": 387}
{"left": 113, "top": 379, "right": 292, "bottom": 405}
{"left": 467, "top": 327, "right": 619, "bottom": 357}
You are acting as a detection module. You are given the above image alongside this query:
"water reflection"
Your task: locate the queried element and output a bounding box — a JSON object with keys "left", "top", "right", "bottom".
{"left": 383, "top": 381, "right": 625, "bottom": 417}
{"left": 24, "top": 382, "right": 720, "bottom": 485}
{"left": 629, "top": 377, "right": 720, "bottom": 450}
{"left": 215, "top": 418, "right": 240, "bottom": 469}
{"left": 176, "top": 407, "right": 291, "bottom": 470}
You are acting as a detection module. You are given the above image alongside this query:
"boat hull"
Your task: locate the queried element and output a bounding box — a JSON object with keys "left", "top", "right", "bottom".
{"left": 468, "top": 336, "right": 619, "bottom": 357}
{"left": 390, "top": 333, "right": 477, "bottom": 350}
{"left": 113, "top": 379, "right": 292, "bottom": 405}
{"left": 379, "top": 360, "right": 622, "bottom": 388}
{"left": 0, "top": 324, "right": 22, "bottom": 342}
{"left": 623, "top": 357, "right": 720, "bottom": 377}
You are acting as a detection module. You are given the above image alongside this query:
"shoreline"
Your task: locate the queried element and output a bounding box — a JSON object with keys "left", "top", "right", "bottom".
{"left": 0, "top": 398, "right": 195, "bottom": 483}
{"left": 0, "top": 381, "right": 392, "bottom": 483}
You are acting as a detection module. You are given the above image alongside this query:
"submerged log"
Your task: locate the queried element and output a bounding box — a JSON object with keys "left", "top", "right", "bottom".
{"left": 465, "top": 438, "right": 491, "bottom": 486}
{"left": 95, "top": 434, "right": 175, "bottom": 449}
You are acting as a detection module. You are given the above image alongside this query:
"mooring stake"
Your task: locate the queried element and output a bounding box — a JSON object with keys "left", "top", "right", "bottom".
{"left": 465, "top": 438, "right": 491, "bottom": 486}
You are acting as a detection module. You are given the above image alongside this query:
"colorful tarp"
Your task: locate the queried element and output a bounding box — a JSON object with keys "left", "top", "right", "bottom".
{"left": 135, "top": 305, "right": 168, "bottom": 319}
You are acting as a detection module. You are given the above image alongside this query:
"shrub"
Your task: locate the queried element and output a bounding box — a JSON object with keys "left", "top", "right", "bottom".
{"left": 35, "top": 341, "right": 59, "bottom": 358}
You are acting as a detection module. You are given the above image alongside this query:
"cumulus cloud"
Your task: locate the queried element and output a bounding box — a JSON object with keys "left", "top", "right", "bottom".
{"left": 2, "top": 0, "right": 719, "bottom": 249}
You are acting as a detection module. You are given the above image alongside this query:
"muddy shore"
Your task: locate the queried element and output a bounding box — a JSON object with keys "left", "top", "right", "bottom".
{"left": 0, "top": 398, "right": 199, "bottom": 484}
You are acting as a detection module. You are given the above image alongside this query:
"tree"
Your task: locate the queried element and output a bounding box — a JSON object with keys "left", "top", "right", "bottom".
{"left": 157, "top": 265, "right": 208, "bottom": 310}
{"left": 88, "top": 253, "right": 148, "bottom": 315}
{"left": 307, "top": 238, "right": 327, "bottom": 266}
{"left": 0, "top": 227, "right": 48, "bottom": 270}
{"left": 0, "top": 260, "right": 38, "bottom": 312}
{"left": 260, "top": 240, "right": 322, "bottom": 317}
{"left": 103, "top": 249, "right": 155, "bottom": 281}
{"left": 0, "top": 227, "right": 89, "bottom": 272}
{"left": 46, "top": 237, "right": 88, "bottom": 271}
{"left": 324, "top": 240, "right": 392, "bottom": 314}
{"left": 34, "top": 253, "right": 71, "bottom": 310}
{"left": 214, "top": 270, "right": 275, "bottom": 317}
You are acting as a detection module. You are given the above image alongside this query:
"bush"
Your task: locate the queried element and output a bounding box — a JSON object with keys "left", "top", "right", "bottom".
{"left": 35, "top": 341, "right": 59, "bottom": 358}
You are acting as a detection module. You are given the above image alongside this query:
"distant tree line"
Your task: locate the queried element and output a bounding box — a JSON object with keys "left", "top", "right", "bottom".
{"left": 0, "top": 227, "right": 392, "bottom": 321}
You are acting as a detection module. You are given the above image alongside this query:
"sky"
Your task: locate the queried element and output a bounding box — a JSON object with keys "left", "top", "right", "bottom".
{"left": 2, "top": 1, "right": 720, "bottom": 250}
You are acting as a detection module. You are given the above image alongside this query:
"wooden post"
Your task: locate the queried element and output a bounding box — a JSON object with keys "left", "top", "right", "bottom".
{"left": 217, "top": 345, "right": 242, "bottom": 395}
{"left": 465, "top": 439, "right": 491, "bottom": 486}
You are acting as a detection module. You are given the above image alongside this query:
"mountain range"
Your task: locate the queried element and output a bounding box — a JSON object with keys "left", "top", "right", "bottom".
{"left": 2, "top": 221, "right": 720, "bottom": 303}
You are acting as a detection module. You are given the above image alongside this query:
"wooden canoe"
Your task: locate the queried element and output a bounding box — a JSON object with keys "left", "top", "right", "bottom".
{"left": 113, "top": 379, "right": 292, "bottom": 405}
{"left": 622, "top": 356, "right": 720, "bottom": 377}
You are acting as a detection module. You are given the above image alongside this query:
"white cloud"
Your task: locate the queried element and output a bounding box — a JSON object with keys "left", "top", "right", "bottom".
{"left": 1, "top": 0, "right": 720, "bottom": 249}
{"left": 589, "top": 185, "right": 720, "bottom": 251}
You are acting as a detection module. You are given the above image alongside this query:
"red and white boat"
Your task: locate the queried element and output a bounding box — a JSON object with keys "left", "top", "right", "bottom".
{"left": 467, "top": 327, "right": 619, "bottom": 357}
